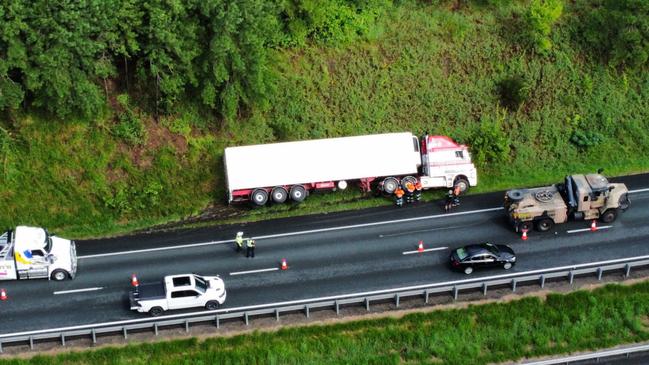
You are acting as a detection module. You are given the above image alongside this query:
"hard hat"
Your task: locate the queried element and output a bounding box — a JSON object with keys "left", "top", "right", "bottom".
{"left": 237, "top": 232, "right": 243, "bottom": 236}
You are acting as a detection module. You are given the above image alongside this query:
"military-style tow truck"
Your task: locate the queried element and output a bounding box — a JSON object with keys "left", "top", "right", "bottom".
{"left": 504, "top": 172, "right": 630, "bottom": 232}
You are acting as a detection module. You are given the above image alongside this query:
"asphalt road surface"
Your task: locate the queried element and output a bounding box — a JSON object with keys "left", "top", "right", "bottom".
{"left": 1, "top": 174, "right": 647, "bottom": 335}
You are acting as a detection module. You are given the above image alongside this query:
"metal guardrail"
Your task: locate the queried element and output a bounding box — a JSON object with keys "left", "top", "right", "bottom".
{"left": 2, "top": 254, "right": 649, "bottom": 353}
{"left": 521, "top": 343, "right": 649, "bottom": 364}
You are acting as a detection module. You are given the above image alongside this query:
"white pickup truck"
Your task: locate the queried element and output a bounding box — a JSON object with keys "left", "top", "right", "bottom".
{"left": 129, "top": 274, "right": 226, "bottom": 316}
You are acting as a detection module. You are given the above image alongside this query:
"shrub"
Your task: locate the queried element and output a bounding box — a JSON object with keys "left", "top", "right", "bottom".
{"left": 567, "top": 114, "right": 604, "bottom": 149}
{"left": 523, "top": 0, "right": 563, "bottom": 54}
{"left": 469, "top": 114, "right": 511, "bottom": 169}
{"left": 497, "top": 75, "right": 530, "bottom": 111}
{"left": 112, "top": 94, "right": 146, "bottom": 145}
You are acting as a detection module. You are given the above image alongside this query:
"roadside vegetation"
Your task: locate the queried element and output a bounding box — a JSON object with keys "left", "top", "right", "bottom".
{"left": 1, "top": 0, "right": 648, "bottom": 237}
{"left": 3, "top": 281, "right": 649, "bottom": 364}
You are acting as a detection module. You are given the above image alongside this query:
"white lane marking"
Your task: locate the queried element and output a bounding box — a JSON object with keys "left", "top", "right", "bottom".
{"left": 567, "top": 226, "right": 612, "bottom": 234}
{"left": 79, "top": 207, "right": 503, "bottom": 259}
{"left": 53, "top": 287, "right": 103, "bottom": 295}
{"left": 8, "top": 253, "right": 649, "bottom": 340}
{"left": 402, "top": 247, "right": 448, "bottom": 255}
{"left": 630, "top": 188, "right": 649, "bottom": 193}
{"left": 229, "top": 267, "right": 279, "bottom": 276}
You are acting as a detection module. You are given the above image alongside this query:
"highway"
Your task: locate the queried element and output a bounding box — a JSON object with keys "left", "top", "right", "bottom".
{"left": 0, "top": 173, "right": 647, "bottom": 335}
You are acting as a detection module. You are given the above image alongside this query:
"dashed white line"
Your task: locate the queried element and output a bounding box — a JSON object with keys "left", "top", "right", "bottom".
{"left": 630, "top": 188, "right": 649, "bottom": 193}
{"left": 53, "top": 287, "right": 103, "bottom": 295}
{"left": 567, "top": 226, "right": 612, "bottom": 234}
{"left": 229, "top": 267, "right": 279, "bottom": 276}
{"left": 402, "top": 247, "right": 448, "bottom": 255}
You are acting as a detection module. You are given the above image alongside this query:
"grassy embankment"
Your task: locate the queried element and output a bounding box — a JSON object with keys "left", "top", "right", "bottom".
{"left": 3, "top": 281, "right": 649, "bottom": 364}
{"left": 1, "top": 1, "right": 648, "bottom": 238}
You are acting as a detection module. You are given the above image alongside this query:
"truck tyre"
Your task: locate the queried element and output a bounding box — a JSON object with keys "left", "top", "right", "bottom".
{"left": 400, "top": 176, "right": 417, "bottom": 188}
{"left": 518, "top": 221, "right": 533, "bottom": 232}
{"left": 271, "top": 187, "right": 288, "bottom": 204}
{"left": 619, "top": 193, "right": 630, "bottom": 210}
{"left": 290, "top": 185, "right": 307, "bottom": 202}
{"left": 535, "top": 218, "right": 554, "bottom": 232}
{"left": 453, "top": 178, "right": 470, "bottom": 194}
{"left": 205, "top": 301, "right": 220, "bottom": 310}
{"left": 600, "top": 209, "right": 618, "bottom": 223}
{"left": 506, "top": 190, "right": 524, "bottom": 202}
{"left": 251, "top": 189, "right": 268, "bottom": 206}
{"left": 382, "top": 177, "right": 399, "bottom": 194}
{"left": 149, "top": 306, "right": 164, "bottom": 317}
{"left": 51, "top": 269, "right": 69, "bottom": 281}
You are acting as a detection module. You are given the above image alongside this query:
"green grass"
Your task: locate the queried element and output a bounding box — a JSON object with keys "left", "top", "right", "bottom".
{"left": 4, "top": 281, "right": 649, "bottom": 364}
{"left": 1, "top": 1, "right": 648, "bottom": 238}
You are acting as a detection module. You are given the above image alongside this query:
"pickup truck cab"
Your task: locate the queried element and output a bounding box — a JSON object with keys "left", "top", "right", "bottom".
{"left": 129, "top": 274, "right": 226, "bottom": 316}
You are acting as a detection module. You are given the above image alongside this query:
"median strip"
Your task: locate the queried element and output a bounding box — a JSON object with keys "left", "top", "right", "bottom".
{"left": 53, "top": 287, "right": 103, "bottom": 295}
{"left": 402, "top": 247, "right": 448, "bottom": 255}
{"left": 229, "top": 267, "right": 279, "bottom": 276}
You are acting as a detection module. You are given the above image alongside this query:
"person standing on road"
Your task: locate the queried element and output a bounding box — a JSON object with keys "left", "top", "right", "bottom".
{"left": 235, "top": 232, "right": 244, "bottom": 252}
{"left": 246, "top": 238, "right": 256, "bottom": 258}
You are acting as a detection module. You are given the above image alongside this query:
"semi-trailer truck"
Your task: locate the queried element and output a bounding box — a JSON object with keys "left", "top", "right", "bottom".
{"left": 224, "top": 132, "right": 478, "bottom": 205}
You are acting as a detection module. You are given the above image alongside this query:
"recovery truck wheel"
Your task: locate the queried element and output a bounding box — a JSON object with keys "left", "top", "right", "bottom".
{"left": 51, "top": 269, "right": 69, "bottom": 281}
{"left": 518, "top": 221, "right": 533, "bottom": 232}
{"left": 271, "top": 187, "right": 288, "bottom": 204}
{"left": 453, "top": 178, "right": 470, "bottom": 194}
{"left": 251, "top": 189, "right": 269, "bottom": 206}
{"left": 290, "top": 185, "right": 307, "bottom": 202}
{"left": 382, "top": 177, "right": 399, "bottom": 194}
{"left": 600, "top": 209, "right": 618, "bottom": 223}
{"left": 619, "top": 193, "right": 630, "bottom": 210}
{"left": 535, "top": 218, "right": 554, "bottom": 232}
{"left": 205, "top": 301, "right": 220, "bottom": 310}
{"left": 149, "top": 306, "right": 164, "bottom": 317}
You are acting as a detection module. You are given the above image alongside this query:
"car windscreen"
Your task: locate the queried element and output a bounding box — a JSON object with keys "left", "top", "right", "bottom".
{"left": 484, "top": 244, "right": 500, "bottom": 254}
{"left": 194, "top": 275, "right": 207, "bottom": 293}
{"left": 456, "top": 248, "right": 469, "bottom": 260}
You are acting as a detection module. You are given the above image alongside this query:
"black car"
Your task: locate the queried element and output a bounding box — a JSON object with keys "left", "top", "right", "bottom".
{"left": 449, "top": 243, "right": 516, "bottom": 275}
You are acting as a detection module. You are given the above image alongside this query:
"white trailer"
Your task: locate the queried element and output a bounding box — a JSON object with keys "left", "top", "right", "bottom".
{"left": 0, "top": 226, "right": 77, "bottom": 281}
{"left": 224, "top": 132, "right": 477, "bottom": 205}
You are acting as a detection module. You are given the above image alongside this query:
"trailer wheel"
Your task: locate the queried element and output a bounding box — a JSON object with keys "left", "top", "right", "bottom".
{"left": 205, "top": 301, "right": 220, "bottom": 310}
{"left": 251, "top": 189, "right": 269, "bottom": 206}
{"left": 453, "top": 177, "right": 470, "bottom": 194}
{"left": 51, "top": 269, "right": 69, "bottom": 281}
{"left": 382, "top": 177, "right": 399, "bottom": 194}
{"left": 400, "top": 176, "right": 418, "bottom": 187}
{"left": 149, "top": 307, "right": 164, "bottom": 317}
{"left": 600, "top": 209, "right": 618, "bottom": 223}
{"left": 290, "top": 185, "right": 307, "bottom": 202}
{"left": 271, "top": 187, "right": 288, "bottom": 204}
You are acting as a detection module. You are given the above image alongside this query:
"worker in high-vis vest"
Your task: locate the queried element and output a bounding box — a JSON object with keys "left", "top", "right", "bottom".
{"left": 414, "top": 181, "right": 423, "bottom": 202}
{"left": 235, "top": 232, "right": 244, "bottom": 252}
{"left": 246, "top": 238, "right": 256, "bottom": 258}
{"left": 394, "top": 187, "right": 405, "bottom": 207}
{"left": 404, "top": 182, "right": 415, "bottom": 204}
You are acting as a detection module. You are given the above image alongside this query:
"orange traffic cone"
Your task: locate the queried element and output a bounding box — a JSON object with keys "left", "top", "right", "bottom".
{"left": 521, "top": 229, "right": 528, "bottom": 241}
{"left": 281, "top": 258, "right": 288, "bottom": 270}
{"left": 590, "top": 220, "right": 598, "bottom": 232}
{"left": 417, "top": 240, "right": 425, "bottom": 253}
{"left": 131, "top": 273, "right": 139, "bottom": 287}
{"left": 0, "top": 288, "right": 7, "bottom": 301}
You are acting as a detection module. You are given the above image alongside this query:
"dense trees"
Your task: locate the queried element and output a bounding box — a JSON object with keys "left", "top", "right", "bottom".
{"left": 0, "top": 0, "right": 385, "bottom": 120}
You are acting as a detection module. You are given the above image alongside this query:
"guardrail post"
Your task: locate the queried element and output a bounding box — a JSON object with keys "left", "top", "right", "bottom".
{"left": 185, "top": 320, "right": 190, "bottom": 333}
{"left": 0, "top": 341, "right": 2, "bottom": 353}
{"left": 91, "top": 329, "right": 96, "bottom": 344}
{"left": 275, "top": 308, "right": 280, "bottom": 321}
{"left": 540, "top": 275, "right": 545, "bottom": 288}
{"left": 123, "top": 327, "right": 128, "bottom": 339}
{"left": 482, "top": 283, "right": 488, "bottom": 296}
{"left": 452, "top": 286, "right": 458, "bottom": 300}
{"left": 424, "top": 290, "right": 430, "bottom": 304}
{"left": 625, "top": 264, "right": 631, "bottom": 278}
{"left": 305, "top": 305, "right": 310, "bottom": 318}
{"left": 29, "top": 336, "right": 34, "bottom": 350}
{"left": 154, "top": 323, "right": 158, "bottom": 336}
{"left": 244, "top": 312, "right": 249, "bottom": 326}
{"left": 395, "top": 294, "right": 400, "bottom": 308}
{"left": 365, "top": 298, "right": 370, "bottom": 311}
{"left": 597, "top": 267, "right": 603, "bottom": 280}
{"left": 215, "top": 315, "right": 220, "bottom": 328}
{"left": 569, "top": 270, "right": 575, "bottom": 285}
{"left": 61, "top": 333, "right": 65, "bottom": 347}
{"left": 511, "top": 279, "right": 517, "bottom": 292}
{"left": 335, "top": 300, "right": 340, "bottom": 315}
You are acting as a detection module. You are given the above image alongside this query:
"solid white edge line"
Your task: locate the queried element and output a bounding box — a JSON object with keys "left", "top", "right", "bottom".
{"left": 7, "top": 253, "right": 649, "bottom": 339}
{"left": 229, "top": 268, "right": 279, "bottom": 276}
{"left": 76, "top": 186, "right": 649, "bottom": 260}
{"left": 567, "top": 226, "right": 612, "bottom": 234}
{"left": 402, "top": 247, "right": 448, "bottom": 255}
{"left": 53, "top": 287, "right": 103, "bottom": 295}
{"left": 78, "top": 207, "right": 503, "bottom": 259}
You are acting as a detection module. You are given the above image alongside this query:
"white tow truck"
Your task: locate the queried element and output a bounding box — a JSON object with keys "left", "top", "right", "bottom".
{"left": 129, "top": 274, "right": 227, "bottom": 316}
{"left": 0, "top": 226, "right": 77, "bottom": 281}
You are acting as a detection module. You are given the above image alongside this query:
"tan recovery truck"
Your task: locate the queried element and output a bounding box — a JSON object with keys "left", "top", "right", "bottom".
{"left": 504, "top": 173, "right": 630, "bottom": 232}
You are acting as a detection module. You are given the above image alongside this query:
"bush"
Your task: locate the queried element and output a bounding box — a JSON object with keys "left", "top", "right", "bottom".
{"left": 469, "top": 114, "right": 511, "bottom": 169}
{"left": 567, "top": 114, "right": 604, "bottom": 149}
{"left": 497, "top": 75, "right": 530, "bottom": 111}
{"left": 523, "top": 0, "right": 563, "bottom": 54}
{"left": 112, "top": 94, "right": 146, "bottom": 145}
